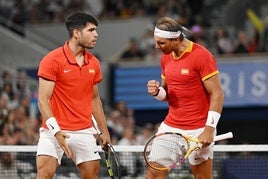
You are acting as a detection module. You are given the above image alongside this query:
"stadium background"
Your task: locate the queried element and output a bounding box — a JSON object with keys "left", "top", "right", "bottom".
{"left": 1, "top": 0, "right": 267, "bottom": 144}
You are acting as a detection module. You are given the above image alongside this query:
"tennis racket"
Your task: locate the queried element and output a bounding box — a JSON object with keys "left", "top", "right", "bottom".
{"left": 144, "top": 131, "right": 233, "bottom": 171}
{"left": 92, "top": 116, "right": 121, "bottom": 179}
{"left": 103, "top": 143, "right": 121, "bottom": 179}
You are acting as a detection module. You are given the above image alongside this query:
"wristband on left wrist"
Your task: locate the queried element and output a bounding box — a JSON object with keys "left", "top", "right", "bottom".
{"left": 205, "top": 111, "right": 220, "bottom": 128}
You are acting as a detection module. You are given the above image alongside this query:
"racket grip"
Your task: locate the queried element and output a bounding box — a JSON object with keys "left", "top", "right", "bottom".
{"left": 214, "top": 132, "right": 233, "bottom": 142}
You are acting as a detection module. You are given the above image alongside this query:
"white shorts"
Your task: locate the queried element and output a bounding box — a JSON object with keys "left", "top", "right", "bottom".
{"left": 37, "top": 127, "right": 101, "bottom": 165}
{"left": 154, "top": 122, "right": 216, "bottom": 165}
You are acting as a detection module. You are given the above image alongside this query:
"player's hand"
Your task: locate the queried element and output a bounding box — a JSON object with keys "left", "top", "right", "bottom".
{"left": 99, "top": 133, "right": 111, "bottom": 150}
{"left": 55, "top": 131, "right": 72, "bottom": 158}
{"left": 198, "top": 127, "right": 215, "bottom": 148}
{"left": 147, "top": 80, "right": 160, "bottom": 96}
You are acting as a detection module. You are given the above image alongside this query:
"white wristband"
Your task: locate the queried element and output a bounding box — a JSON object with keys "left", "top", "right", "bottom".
{"left": 46, "top": 117, "right": 61, "bottom": 136}
{"left": 205, "top": 111, "right": 220, "bottom": 128}
{"left": 154, "top": 86, "right": 166, "bottom": 101}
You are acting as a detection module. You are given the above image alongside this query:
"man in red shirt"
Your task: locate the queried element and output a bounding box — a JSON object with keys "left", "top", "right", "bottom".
{"left": 146, "top": 17, "right": 224, "bottom": 179}
{"left": 36, "top": 12, "right": 111, "bottom": 179}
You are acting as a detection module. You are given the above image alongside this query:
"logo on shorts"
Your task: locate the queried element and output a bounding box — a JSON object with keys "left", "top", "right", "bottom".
{"left": 94, "top": 151, "right": 98, "bottom": 154}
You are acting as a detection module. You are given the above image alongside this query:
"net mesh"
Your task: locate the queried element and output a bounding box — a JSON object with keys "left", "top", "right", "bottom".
{"left": 0, "top": 145, "right": 268, "bottom": 179}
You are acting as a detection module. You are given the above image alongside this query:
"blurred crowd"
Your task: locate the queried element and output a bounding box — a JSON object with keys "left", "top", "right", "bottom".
{"left": 0, "top": 70, "right": 40, "bottom": 145}
{"left": 118, "top": 16, "right": 268, "bottom": 63}
{"left": 0, "top": 0, "right": 203, "bottom": 24}
{"left": 1, "top": 0, "right": 268, "bottom": 58}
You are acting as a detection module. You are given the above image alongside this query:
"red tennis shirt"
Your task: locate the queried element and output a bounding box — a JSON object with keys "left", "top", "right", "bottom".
{"left": 161, "top": 41, "right": 219, "bottom": 130}
{"left": 38, "top": 41, "right": 102, "bottom": 130}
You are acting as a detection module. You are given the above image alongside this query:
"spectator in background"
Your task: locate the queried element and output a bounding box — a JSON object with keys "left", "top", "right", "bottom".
{"left": 189, "top": 24, "right": 207, "bottom": 47}
{"left": 145, "top": 47, "right": 162, "bottom": 63}
{"left": 136, "top": 123, "right": 155, "bottom": 145}
{"left": 248, "top": 28, "right": 260, "bottom": 53}
{"left": 120, "top": 37, "right": 145, "bottom": 60}
{"left": 1, "top": 82, "right": 18, "bottom": 110}
{"left": 64, "top": 0, "right": 88, "bottom": 15}
{"left": 1, "top": 71, "right": 13, "bottom": 88}
{"left": 259, "top": 16, "right": 268, "bottom": 52}
{"left": 106, "top": 110, "right": 124, "bottom": 142}
{"left": 16, "top": 70, "right": 31, "bottom": 100}
{"left": 46, "top": 0, "right": 64, "bottom": 23}
{"left": 140, "top": 24, "right": 155, "bottom": 55}
{"left": 117, "top": 127, "right": 139, "bottom": 177}
{"left": 213, "top": 26, "right": 232, "bottom": 55}
{"left": 0, "top": 152, "right": 18, "bottom": 178}
{"left": 85, "top": 0, "right": 104, "bottom": 17}
{"left": 6, "top": 0, "right": 27, "bottom": 36}
{"left": 232, "top": 30, "right": 249, "bottom": 54}
{"left": 113, "top": 100, "right": 134, "bottom": 119}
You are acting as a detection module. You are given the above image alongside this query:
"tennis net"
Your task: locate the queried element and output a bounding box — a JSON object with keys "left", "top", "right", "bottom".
{"left": 0, "top": 144, "right": 268, "bottom": 179}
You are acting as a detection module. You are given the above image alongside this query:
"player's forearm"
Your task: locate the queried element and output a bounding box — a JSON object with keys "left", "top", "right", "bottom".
{"left": 209, "top": 90, "right": 224, "bottom": 113}
{"left": 38, "top": 98, "right": 54, "bottom": 120}
{"left": 92, "top": 98, "right": 110, "bottom": 135}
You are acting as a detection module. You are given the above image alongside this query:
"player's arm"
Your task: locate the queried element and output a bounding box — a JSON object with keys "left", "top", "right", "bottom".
{"left": 200, "top": 74, "right": 224, "bottom": 146}
{"left": 92, "top": 85, "right": 111, "bottom": 146}
{"left": 38, "top": 77, "right": 55, "bottom": 121}
{"left": 38, "top": 77, "right": 71, "bottom": 156}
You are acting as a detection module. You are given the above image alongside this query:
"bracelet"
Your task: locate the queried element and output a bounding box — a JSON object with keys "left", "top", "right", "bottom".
{"left": 205, "top": 111, "right": 221, "bottom": 128}
{"left": 154, "top": 86, "right": 166, "bottom": 101}
{"left": 46, "top": 117, "right": 61, "bottom": 136}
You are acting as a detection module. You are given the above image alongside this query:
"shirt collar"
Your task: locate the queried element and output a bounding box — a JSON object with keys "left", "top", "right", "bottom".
{"left": 172, "top": 40, "right": 193, "bottom": 59}
{"left": 63, "top": 41, "right": 89, "bottom": 64}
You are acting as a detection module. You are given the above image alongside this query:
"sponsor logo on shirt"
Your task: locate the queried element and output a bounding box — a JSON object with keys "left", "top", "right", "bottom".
{"left": 64, "top": 69, "right": 71, "bottom": 73}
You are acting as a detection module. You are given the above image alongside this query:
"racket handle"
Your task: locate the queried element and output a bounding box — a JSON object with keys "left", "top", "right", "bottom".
{"left": 214, "top": 132, "right": 233, "bottom": 142}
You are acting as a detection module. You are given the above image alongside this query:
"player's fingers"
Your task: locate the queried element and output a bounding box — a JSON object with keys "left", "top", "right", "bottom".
{"left": 200, "top": 141, "right": 211, "bottom": 148}
{"left": 57, "top": 133, "right": 72, "bottom": 157}
{"left": 60, "top": 142, "right": 72, "bottom": 158}
{"left": 147, "top": 80, "right": 160, "bottom": 87}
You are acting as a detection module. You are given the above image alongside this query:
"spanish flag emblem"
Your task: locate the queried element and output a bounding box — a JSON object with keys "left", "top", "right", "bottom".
{"left": 181, "top": 68, "right": 189, "bottom": 75}
{"left": 89, "top": 69, "right": 95, "bottom": 73}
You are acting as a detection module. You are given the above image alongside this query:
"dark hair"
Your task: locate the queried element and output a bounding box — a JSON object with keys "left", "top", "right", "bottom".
{"left": 156, "top": 17, "right": 184, "bottom": 41}
{"left": 65, "top": 12, "right": 98, "bottom": 37}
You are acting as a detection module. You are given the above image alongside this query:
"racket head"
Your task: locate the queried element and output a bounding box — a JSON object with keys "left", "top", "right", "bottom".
{"left": 104, "top": 144, "right": 121, "bottom": 179}
{"left": 144, "top": 132, "right": 191, "bottom": 171}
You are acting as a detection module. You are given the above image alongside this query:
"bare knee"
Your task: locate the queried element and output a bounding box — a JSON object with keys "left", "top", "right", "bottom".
{"left": 36, "top": 155, "right": 58, "bottom": 179}
{"left": 77, "top": 160, "right": 100, "bottom": 179}
{"left": 190, "top": 159, "right": 213, "bottom": 179}
{"left": 145, "top": 167, "right": 168, "bottom": 179}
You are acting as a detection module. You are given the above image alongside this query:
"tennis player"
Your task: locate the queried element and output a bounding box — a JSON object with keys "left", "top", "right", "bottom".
{"left": 36, "top": 12, "right": 111, "bottom": 179}
{"left": 146, "top": 17, "right": 224, "bottom": 179}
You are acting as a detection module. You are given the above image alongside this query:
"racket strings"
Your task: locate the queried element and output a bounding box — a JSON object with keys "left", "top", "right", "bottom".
{"left": 146, "top": 133, "right": 189, "bottom": 169}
